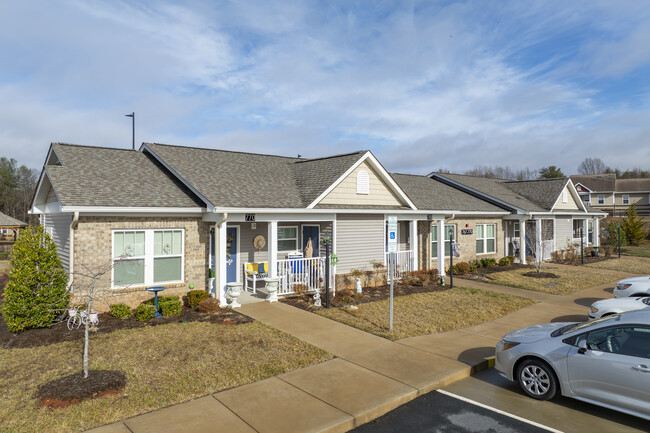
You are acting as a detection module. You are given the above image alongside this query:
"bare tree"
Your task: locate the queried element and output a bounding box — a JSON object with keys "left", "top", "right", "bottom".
{"left": 577, "top": 157, "right": 608, "bottom": 175}
{"left": 464, "top": 165, "right": 537, "bottom": 180}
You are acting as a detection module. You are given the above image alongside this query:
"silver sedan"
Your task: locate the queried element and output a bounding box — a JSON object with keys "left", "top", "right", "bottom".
{"left": 495, "top": 310, "right": 650, "bottom": 421}
{"left": 589, "top": 297, "right": 650, "bottom": 319}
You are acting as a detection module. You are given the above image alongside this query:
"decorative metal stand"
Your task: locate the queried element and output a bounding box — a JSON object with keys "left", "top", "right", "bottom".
{"left": 264, "top": 277, "right": 279, "bottom": 303}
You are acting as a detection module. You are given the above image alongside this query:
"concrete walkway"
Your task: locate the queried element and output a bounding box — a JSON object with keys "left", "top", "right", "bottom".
{"left": 87, "top": 276, "right": 620, "bottom": 433}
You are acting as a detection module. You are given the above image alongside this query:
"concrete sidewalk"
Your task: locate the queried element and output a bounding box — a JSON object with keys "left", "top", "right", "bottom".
{"left": 87, "top": 278, "right": 615, "bottom": 433}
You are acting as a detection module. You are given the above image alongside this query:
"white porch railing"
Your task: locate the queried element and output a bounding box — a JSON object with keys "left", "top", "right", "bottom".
{"left": 384, "top": 250, "right": 414, "bottom": 279}
{"left": 276, "top": 257, "right": 335, "bottom": 296}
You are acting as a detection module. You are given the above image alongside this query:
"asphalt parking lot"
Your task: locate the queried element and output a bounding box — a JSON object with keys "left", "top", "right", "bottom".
{"left": 354, "top": 368, "right": 649, "bottom": 433}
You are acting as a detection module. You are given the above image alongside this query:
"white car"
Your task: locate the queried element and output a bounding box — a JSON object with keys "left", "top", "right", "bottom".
{"left": 495, "top": 311, "right": 650, "bottom": 421}
{"left": 613, "top": 276, "right": 650, "bottom": 298}
{"left": 589, "top": 297, "right": 650, "bottom": 319}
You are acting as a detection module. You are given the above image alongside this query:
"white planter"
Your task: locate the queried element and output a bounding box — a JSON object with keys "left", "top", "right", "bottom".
{"left": 227, "top": 282, "right": 243, "bottom": 308}
{"left": 263, "top": 277, "right": 280, "bottom": 303}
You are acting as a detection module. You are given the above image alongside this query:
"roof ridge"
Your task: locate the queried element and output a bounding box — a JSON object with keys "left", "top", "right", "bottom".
{"left": 503, "top": 178, "right": 567, "bottom": 184}
{"left": 53, "top": 142, "right": 138, "bottom": 152}
{"left": 293, "top": 150, "right": 366, "bottom": 164}
{"left": 145, "top": 142, "right": 303, "bottom": 160}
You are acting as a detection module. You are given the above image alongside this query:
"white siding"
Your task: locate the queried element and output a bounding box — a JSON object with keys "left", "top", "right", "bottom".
{"left": 554, "top": 217, "right": 572, "bottom": 250}
{"left": 335, "top": 214, "right": 385, "bottom": 273}
{"left": 43, "top": 213, "right": 73, "bottom": 273}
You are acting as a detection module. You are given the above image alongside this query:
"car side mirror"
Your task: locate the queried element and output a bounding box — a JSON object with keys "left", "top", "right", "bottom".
{"left": 577, "top": 340, "right": 588, "bottom": 354}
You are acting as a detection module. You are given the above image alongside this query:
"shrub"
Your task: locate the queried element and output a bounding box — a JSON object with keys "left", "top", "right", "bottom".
{"left": 2, "top": 226, "right": 69, "bottom": 332}
{"left": 480, "top": 258, "right": 497, "bottom": 268}
{"left": 159, "top": 299, "right": 182, "bottom": 317}
{"left": 505, "top": 256, "right": 515, "bottom": 265}
{"left": 622, "top": 204, "right": 647, "bottom": 245}
{"left": 135, "top": 304, "right": 157, "bottom": 322}
{"left": 186, "top": 289, "right": 209, "bottom": 308}
{"left": 109, "top": 303, "right": 132, "bottom": 319}
{"left": 341, "top": 295, "right": 354, "bottom": 305}
{"left": 604, "top": 221, "right": 627, "bottom": 248}
{"left": 468, "top": 260, "right": 480, "bottom": 272}
{"left": 551, "top": 250, "right": 562, "bottom": 263}
{"left": 198, "top": 297, "right": 221, "bottom": 313}
{"left": 452, "top": 261, "right": 470, "bottom": 275}
{"left": 498, "top": 257, "right": 510, "bottom": 266}
{"left": 144, "top": 295, "right": 178, "bottom": 306}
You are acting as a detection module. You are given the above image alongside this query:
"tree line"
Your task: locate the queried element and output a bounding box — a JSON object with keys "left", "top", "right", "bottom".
{"left": 0, "top": 157, "right": 39, "bottom": 224}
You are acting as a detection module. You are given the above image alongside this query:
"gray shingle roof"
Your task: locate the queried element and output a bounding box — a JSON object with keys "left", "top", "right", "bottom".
{"left": 0, "top": 211, "right": 27, "bottom": 227}
{"left": 570, "top": 174, "right": 616, "bottom": 192}
{"left": 143, "top": 143, "right": 367, "bottom": 208}
{"left": 45, "top": 143, "right": 203, "bottom": 208}
{"left": 434, "top": 174, "right": 571, "bottom": 212}
{"left": 391, "top": 173, "right": 507, "bottom": 212}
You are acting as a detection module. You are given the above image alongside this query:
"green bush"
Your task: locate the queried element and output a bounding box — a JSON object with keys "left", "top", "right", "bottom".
{"left": 135, "top": 304, "right": 157, "bottom": 321}
{"left": 109, "top": 303, "right": 132, "bottom": 319}
{"left": 2, "top": 226, "right": 69, "bottom": 332}
{"left": 480, "top": 258, "right": 497, "bottom": 268}
{"left": 452, "top": 261, "right": 470, "bottom": 275}
{"left": 159, "top": 299, "right": 182, "bottom": 317}
{"left": 144, "top": 295, "right": 178, "bottom": 306}
{"left": 622, "top": 204, "right": 647, "bottom": 245}
{"left": 469, "top": 260, "right": 480, "bottom": 272}
{"left": 505, "top": 256, "right": 515, "bottom": 265}
{"left": 186, "top": 289, "right": 209, "bottom": 308}
{"left": 498, "top": 257, "right": 510, "bottom": 266}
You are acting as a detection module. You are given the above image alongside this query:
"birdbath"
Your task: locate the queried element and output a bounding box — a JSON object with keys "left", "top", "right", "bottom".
{"left": 146, "top": 286, "right": 166, "bottom": 318}
{"left": 264, "top": 277, "right": 280, "bottom": 303}
{"left": 226, "top": 282, "right": 243, "bottom": 308}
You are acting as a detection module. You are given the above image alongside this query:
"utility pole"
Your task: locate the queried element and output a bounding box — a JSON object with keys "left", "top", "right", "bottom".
{"left": 125, "top": 112, "right": 135, "bottom": 149}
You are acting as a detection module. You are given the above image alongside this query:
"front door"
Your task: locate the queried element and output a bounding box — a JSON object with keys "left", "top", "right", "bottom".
{"left": 302, "top": 225, "right": 319, "bottom": 257}
{"left": 226, "top": 227, "right": 238, "bottom": 283}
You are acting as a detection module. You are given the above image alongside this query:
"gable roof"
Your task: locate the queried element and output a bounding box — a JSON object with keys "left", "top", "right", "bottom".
{"left": 431, "top": 173, "right": 580, "bottom": 213}
{"left": 37, "top": 143, "right": 203, "bottom": 209}
{"left": 570, "top": 174, "right": 616, "bottom": 192}
{"left": 0, "top": 211, "right": 27, "bottom": 227}
{"left": 615, "top": 178, "right": 650, "bottom": 193}
{"left": 143, "top": 143, "right": 414, "bottom": 210}
{"left": 390, "top": 173, "right": 507, "bottom": 213}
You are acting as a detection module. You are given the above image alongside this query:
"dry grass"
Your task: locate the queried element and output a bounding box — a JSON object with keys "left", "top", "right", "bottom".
{"left": 315, "top": 287, "right": 535, "bottom": 340}
{"left": 0, "top": 259, "right": 9, "bottom": 274}
{"left": 621, "top": 241, "right": 650, "bottom": 258}
{"left": 487, "top": 265, "right": 628, "bottom": 295}
{"left": 0, "top": 321, "right": 331, "bottom": 433}
{"left": 585, "top": 256, "right": 650, "bottom": 275}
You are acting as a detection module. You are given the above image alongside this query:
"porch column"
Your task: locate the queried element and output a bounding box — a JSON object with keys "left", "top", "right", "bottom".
{"left": 520, "top": 219, "right": 527, "bottom": 265}
{"left": 535, "top": 219, "right": 541, "bottom": 260}
{"left": 214, "top": 220, "right": 228, "bottom": 307}
{"left": 268, "top": 220, "right": 278, "bottom": 278}
{"left": 583, "top": 219, "right": 589, "bottom": 245}
{"left": 410, "top": 219, "right": 418, "bottom": 271}
{"left": 437, "top": 219, "right": 445, "bottom": 276}
{"left": 593, "top": 218, "right": 599, "bottom": 248}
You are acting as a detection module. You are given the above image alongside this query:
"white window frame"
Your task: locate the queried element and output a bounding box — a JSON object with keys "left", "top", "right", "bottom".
{"left": 112, "top": 228, "right": 185, "bottom": 289}
{"left": 277, "top": 225, "right": 299, "bottom": 252}
{"left": 431, "top": 223, "right": 455, "bottom": 258}
{"left": 598, "top": 194, "right": 605, "bottom": 204}
{"left": 476, "top": 223, "right": 496, "bottom": 255}
{"left": 581, "top": 194, "right": 590, "bottom": 205}
{"left": 514, "top": 222, "right": 520, "bottom": 238}
{"left": 622, "top": 194, "right": 630, "bottom": 205}
{"left": 357, "top": 170, "right": 369, "bottom": 195}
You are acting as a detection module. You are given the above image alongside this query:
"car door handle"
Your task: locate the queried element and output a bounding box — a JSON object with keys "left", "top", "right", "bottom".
{"left": 632, "top": 364, "right": 650, "bottom": 373}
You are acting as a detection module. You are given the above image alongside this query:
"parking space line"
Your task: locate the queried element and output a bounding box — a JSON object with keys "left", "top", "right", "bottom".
{"left": 437, "top": 389, "right": 564, "bottom": 433}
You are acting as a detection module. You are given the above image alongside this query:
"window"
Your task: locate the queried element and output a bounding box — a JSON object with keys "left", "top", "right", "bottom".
{"left": 476, "top": 224, "right": 495, "bottom": 254}
{"left": 584, "top": 326, "right": 650, "bottom": 359}
{"left": 598, "top": 194, "right": 604, "bottom": 204}
{"left": 562, "top": 189, "right": 568, "bottom": 203}
{"left": 588, "top": 220, "right": 593, "bottom": 244}
{"left": 113, "top": 229, "right": 184, "bottom": 288}
{"left": 572, "top": 220, "right": 584, "bottom": 238}
{"left": 356, "top": 170, "right": 369, "bottom": 195}
{"left": 278, "top": 226, "right": 298, "bottom": 251}
{"left": 581, "top": 194, "right": 590, "bottom": 205}
{"left": 431, "top": 224, "right": 455, "bottom": 258}
{"left": 514, "top": 222, "right": 520, "bottom": 238}
{"left": 623, "top": 194, "right": 630, "bottom": 205}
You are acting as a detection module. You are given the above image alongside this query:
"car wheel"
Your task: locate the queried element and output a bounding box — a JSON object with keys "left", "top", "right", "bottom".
{"left": 517, "top": 359, "right": 557, "bottom": 400}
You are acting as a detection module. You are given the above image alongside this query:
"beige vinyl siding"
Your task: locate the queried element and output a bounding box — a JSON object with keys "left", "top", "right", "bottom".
{"left": 553, "top": 185, "right": 581, "bottom": 210}
{"left": 43, "top": 213, "right": 73, "bottom": 273}
{"left": 335, "top": 214, "right": 385, "bottom": 274}
{"left": 554, "top": 217, "right": 573, "bottom": 250}
{"left": 320, "top": 161, "right": 404, "bottom": 207}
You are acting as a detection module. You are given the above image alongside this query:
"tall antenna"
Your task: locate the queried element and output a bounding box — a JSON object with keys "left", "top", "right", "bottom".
{"left": 125, "top": 112, "right": 135, "bottom": 149}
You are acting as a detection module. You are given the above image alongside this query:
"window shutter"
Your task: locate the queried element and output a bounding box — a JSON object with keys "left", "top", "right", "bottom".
{"left": 357, "top": 170, "right": 369, "bottom": 195}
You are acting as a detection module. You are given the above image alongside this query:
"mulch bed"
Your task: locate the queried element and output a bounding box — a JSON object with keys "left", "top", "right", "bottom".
{"left": 35, "top": 370, "right": 127, "bottom": 409}
{"left": 282, "top": 283, "right": 450, "bottom": 311}
{"left": 0, "top": 306, "right": 253, "bottom": 349}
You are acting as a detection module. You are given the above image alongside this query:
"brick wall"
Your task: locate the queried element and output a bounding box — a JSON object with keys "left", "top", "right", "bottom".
{"left": 71, "top": 216, "right": 210, "bottom": 311}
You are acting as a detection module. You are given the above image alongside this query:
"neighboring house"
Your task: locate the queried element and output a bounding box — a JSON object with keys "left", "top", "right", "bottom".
{"left": 0, "top": 211, "right": 28, "bottom": 242}
{"left": 31, "top": 142, "right": 511, "bottom": 308}
{"left": 428, "top": 173, "right": 607, "bottom": 264}
{"left": 571, "top": 174, "right": 650, "bottom": 217}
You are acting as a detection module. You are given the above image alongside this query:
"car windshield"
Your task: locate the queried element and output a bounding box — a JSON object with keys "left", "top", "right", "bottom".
{"left": 553, "top": 314, "right": 621, "bottom": 336}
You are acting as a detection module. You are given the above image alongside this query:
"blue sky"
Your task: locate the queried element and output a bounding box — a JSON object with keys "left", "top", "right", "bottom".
{"left": 1, "top": 0, "right": 649, "bottom": 175}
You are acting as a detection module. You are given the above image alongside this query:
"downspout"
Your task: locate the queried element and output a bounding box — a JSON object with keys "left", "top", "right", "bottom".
{"left": 69, "top": 212, "right": 79, "bottom": 292}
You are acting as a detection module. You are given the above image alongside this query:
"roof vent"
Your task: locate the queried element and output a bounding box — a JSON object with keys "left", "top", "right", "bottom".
{"left": 357, "top": 170, "right": 369, "bottom": 195}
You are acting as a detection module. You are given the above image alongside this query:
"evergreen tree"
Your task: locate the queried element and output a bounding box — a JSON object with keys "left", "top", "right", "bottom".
{"left": 2, "top": 225, "right": 69, "bottom": 332}
{"left": 622, "top": 204, "right": 647, "bottom": 245}
{"left": 538, "top": 166, "right": 565, "bottom": 179}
